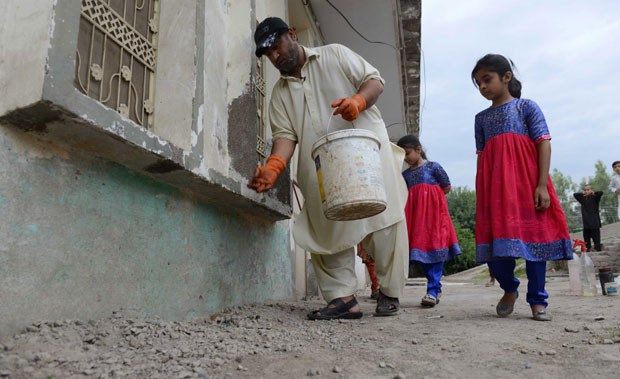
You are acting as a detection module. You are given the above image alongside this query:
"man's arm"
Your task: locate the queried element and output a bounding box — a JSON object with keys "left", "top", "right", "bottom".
{"left": 573, "top": 192, "right": 584, "bottom": 203}
{"left": 330, "top": 44, "right": 385, "bottom": 121}
{"left": 331, "top": 78, "right": 384, "bottom": 122}
{"left": 357, "top": 78, "right": 384, "bottom": 109}
{"left": 270, "top": 138, "right": 296, "bottom": 162}
{"left": 595, "top": 191, "right": 604, "bottom": 205}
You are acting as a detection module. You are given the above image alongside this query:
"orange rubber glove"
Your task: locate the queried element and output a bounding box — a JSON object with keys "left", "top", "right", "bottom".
{"left": 331, "top": 93, "right": 367, "bottom": 121}
{"left": 248, "top": 154, "right": 287, "bottom": 193}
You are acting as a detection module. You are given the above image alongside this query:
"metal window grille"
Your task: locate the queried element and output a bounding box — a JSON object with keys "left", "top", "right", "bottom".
{"left": 75, "top": 0, "right": 159, "bottom": 129}
{"left": 255, "top": 57, "right": 268, "bottom": 163}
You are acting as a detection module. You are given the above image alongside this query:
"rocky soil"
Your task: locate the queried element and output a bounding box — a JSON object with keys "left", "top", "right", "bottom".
{"left": 1, "top": 274, "right": 619, "bottom": 379}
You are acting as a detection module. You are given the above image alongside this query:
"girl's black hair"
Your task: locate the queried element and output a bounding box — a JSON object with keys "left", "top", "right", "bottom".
{"left": 396, "top": 135, "right": 427, "bottom": 160}
{"left": 471, "top": 54, "right": 522, "bottom": 98}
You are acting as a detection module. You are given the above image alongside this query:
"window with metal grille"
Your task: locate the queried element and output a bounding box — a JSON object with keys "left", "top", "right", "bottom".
{"left": 75, "top": 0, "right": 159, "bottom": 129}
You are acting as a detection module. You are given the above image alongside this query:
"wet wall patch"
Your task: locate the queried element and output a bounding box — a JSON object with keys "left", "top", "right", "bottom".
{"left": 227, "top": 93, "right": 257, "bottom": 180}
{"left": 144, "top": 159, "right": 183, "bottom": 173}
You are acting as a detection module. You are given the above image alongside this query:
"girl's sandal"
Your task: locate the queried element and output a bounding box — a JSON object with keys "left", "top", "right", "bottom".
{"left": 532, "top": 310, "right": 552, "bottom": 321}
{"left": 496, "top": 291, "right": 518, "bottom": 317}
{"left": 421, "top": 293, "right": 438, "bottom": 307}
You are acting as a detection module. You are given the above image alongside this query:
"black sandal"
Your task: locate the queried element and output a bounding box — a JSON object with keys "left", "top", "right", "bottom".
{"left": 307, "top": 297, "right": 363, "bottom": 320}
{"left": 375, "top": 291, "right": 400, "bottom": 316}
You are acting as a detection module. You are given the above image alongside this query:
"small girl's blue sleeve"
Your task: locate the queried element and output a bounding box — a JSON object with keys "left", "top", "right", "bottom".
{"left": 474, "top": 115, "right": 484, "bottom": 154}
{"left": 432, "top": 162, "right": 451, "bottom": 189}
{"left": 523, "top": 99, "right": 551, "bottom": 143}
{"left": 401, "top": 169, "right": 412, "bottom": 189}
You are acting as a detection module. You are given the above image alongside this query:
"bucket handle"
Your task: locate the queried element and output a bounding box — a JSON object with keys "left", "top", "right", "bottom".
{"left": 324, "top": 110, "right": 354, "bottom": 136}
{"left": 325, "top": 113, "right": 335, "bottom": 135}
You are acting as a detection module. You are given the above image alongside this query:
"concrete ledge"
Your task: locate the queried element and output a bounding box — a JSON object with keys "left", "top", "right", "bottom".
{"left": 0, "top": 101, "right": 292, "bottom": 221}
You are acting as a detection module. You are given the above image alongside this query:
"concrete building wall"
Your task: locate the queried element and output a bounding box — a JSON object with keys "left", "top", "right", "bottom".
{"left": 152, "top": 0, "right": 196, "bottom": 150}
{"left": 0, "top": 125, "right": 293, "bottom": 336}
{"left": 398, "top": 0, "right": 422, "bottom": 136}
{"left": 0, "top": 0, "right": 52, "bottom": 115}
{"left": 0, "top": 0, "right": 298, "bottom": 336}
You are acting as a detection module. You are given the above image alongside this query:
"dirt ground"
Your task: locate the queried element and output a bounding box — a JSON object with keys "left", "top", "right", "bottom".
{"left": 1, "top": 269, "right": 619, "bottom": 379}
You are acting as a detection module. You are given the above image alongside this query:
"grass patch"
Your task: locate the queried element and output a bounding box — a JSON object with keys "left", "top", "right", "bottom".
{"left": 474, "top": 267, "right": 492, "bottom": 282}
{"left": 514, "top": 259, "right": 526, "bottom": 278}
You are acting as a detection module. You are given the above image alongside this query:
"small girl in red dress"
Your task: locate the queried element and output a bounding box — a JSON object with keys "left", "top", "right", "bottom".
{"left": 471, "top": 54, "right": 573, "bottom": 321}
{"left": 397, "top": 135, "right": 461, "bottom": 307}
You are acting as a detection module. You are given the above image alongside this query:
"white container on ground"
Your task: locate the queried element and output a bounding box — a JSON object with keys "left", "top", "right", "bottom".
{"left": 311, "top": 129, "right": 387, "bottom": 221}
{"left": 567, "top": 255, "right": 582, "bottom": 295}
{"left": 580, "top": 252, "right": 598, "bottom": 296}
{"left": 604, "top": 281, "right": 618, "bottom": 296}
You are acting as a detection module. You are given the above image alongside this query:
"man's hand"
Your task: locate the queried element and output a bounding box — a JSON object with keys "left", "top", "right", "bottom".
{"left": 248, "top": 154, "right": 287, "bottom": 192}
{"left": 331, "top": 93, "right": 367, "bottom": 121}
{"left": 534, "top": 185, "right": 550, "bottom": 211}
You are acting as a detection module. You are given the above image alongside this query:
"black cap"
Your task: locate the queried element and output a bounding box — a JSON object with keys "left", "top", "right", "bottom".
{"left": 254, "top": 17, "right": 289, "bottom": 57}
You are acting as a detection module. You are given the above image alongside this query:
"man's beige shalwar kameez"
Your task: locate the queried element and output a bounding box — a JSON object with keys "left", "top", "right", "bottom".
{"left": 269, "top": 44, "right": 409, "bottom": 301}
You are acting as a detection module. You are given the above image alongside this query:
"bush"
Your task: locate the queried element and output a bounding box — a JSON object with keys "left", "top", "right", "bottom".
{"left": 444, "top": 223, "right": 477, "bottom": 275}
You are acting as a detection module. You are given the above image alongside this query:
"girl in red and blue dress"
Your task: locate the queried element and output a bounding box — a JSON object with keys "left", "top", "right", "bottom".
{"left": 397, "top": 135, "right": 461, "bottom": 308}
{"left": 471, "top": 54, "right": 573, "bottom": 321}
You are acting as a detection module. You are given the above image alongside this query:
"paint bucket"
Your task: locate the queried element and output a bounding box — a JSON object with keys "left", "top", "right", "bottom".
{"left": 311, "top": 128, "right": 387, "bottom": 221}
{"left": 598, "top": 268, "right": 615, "bottom": 295}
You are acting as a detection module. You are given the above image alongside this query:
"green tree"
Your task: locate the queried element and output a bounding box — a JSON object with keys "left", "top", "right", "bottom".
{"left": 444, "top": 223, "right": 477, "bottom": 275}
{"left": 444, "top": 186, "right": 478, "bottom": 275}
{"left": 446, "top": 186, "right": 476, "bottom": 231}
{"left": 551, "top": 168, "right": 580, "bottom": 232}
{"left": 578, "top": 160, "right": 618, "bottom": 224}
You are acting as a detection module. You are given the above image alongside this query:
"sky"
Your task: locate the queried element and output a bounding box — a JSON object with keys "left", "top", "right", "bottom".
{"left": 419, "top": 0, "right": 620, "bottom": 189}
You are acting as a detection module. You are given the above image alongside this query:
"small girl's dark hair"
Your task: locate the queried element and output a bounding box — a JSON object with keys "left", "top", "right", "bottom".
{"left": 396, "top": 134, "right": 427, "bottom": 160}
{"left": 612, "top": 161, "right": 620, "bottom": 168}
{"left": 471, "top": 54, "right": 522, "bottom": 98}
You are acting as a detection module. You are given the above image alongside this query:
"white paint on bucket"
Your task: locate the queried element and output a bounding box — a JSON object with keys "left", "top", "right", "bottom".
{"left": 311, "top": 129, "right": 387, "bottom": 221}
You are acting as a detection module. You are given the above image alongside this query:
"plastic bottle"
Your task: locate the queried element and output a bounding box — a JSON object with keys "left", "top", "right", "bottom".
{"left": 567, "top": 253, "right": 582, "bottom": 295}
{"left": 580, "top": 252, "right": 598, "bottom": 296}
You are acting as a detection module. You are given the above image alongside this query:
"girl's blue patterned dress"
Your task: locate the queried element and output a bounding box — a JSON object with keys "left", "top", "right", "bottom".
{"left": 402, "top": 161, "right": 461, "bottom": 263}
{"left": 474, "top": 98, "right": 573, "bottom": 262}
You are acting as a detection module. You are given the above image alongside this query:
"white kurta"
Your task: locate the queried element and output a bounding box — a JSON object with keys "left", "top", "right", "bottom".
{"left": 269, "top": 44, "right": 408, "bottom": 255}
{"left": 610, "top": 173, "right": 620, "bottom": 220}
